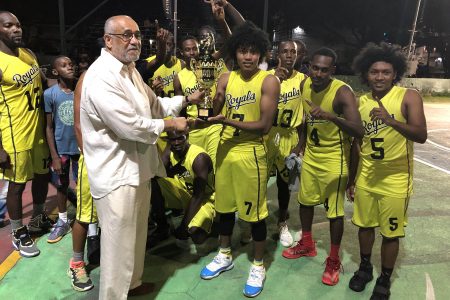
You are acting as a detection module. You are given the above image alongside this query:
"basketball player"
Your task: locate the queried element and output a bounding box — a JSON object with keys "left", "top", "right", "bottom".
{"left": 267, "top": 40, "right": 307, "bottom": 247}
{"left": 0, "top": 11, "right": 50, "bottom": 257}
{"left": 348, "top": 43, "right": 427, "bottom": 300}
{"left": 146, "top": 32, "right": 184, "bottom": 97}
{"left": 282, "top": 47, "right": 364, "bottom": 287}
{"left": 173, "top": 35, "right": 223, "bottom": 167}
{"left": 200, "top": 21, "right": 280, "bottom": 298}
{"left": 151, "top": 130, "right": 215, "bottom": 246}
{"left": 67, "top": 71, "right": 98, "bottom": 292}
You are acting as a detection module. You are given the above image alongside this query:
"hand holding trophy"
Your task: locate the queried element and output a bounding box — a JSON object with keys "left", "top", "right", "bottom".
{"left": 190, "top": 33, "right": 224, "bottom": 120}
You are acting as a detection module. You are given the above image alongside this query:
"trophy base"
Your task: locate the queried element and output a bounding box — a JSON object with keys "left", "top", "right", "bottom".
{"left": 198, "top": 107, "right": 213, "bottom": 121}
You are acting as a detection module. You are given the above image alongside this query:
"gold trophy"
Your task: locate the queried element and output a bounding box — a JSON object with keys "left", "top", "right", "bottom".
{"left": 190, "top": 33, "right": 224, "bottom": 120}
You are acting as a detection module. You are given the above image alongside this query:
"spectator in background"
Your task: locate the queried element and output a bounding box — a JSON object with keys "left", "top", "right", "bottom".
{"left": 44, "top": 56, "right": 79, "bottom": 243}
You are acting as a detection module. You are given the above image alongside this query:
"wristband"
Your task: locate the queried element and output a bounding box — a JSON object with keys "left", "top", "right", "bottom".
{"left": 185, "top": 95, "right": 192, "bottom": 106}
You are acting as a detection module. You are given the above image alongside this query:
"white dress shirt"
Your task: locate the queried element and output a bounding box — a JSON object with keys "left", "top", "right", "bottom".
{"left": 80, "top": 49, "right": 185, "bottom": 198}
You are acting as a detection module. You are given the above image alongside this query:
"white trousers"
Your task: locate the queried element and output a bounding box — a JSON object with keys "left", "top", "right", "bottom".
{"left": 95, "top": 182, "right": 151, "bottom": 300}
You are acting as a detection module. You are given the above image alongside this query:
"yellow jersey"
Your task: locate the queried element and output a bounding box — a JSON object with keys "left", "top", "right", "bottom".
{"left": 170, "top": 144, "right": 215, "bottom": 195}
{"left": 302, "top": 78, "right": 351, "bottom": 174}
{"left": 356, "top": 86, "right": 413, "bottom": 197}
{"left": 0, "top": 48, "right": 45, "bottom": 153}
{"left": 268, "top": 69, "right": 305, "bottom": 130}
{"left": 146, "top": 55, "right": 183, "bottom": 97}
{"left": 221, "top": 70, "right": 270, "bottom": 147}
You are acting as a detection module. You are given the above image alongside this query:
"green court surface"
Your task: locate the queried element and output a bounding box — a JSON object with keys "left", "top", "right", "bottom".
{"left": 0, "top": 161, "right": 449, "bottom": 300}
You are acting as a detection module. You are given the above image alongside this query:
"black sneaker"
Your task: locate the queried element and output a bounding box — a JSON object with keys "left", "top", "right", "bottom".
{"left": 349, "top": 264, "right": 373, "bottom": 292}
{"left": 87, "top": 235, "right": 101, "bottom": 265}
{"left": 28, "top": 212, "right": 55, "bottom": 233}
{"left": 147, "top": 225, "right": 170, "bottom": 249}
{"left": 370, "top": 276, "right": 391, "bottom": 300}
{"left": 12, "top": 226, "right": 40, "bottom": 257}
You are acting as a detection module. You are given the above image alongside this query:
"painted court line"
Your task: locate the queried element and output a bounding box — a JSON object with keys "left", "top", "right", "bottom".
{"left": 414, "top": 156, "right": 450, "bottom": 175}
{"left": 0, "top": 251, "right": 21, "bottom": 280}
{"left": 426, "top": 128, "right": 450, "bottom": 151}
{"left": 425, "top": 273, "right": 436, "bottom": 300}
{"left": 426, "top": 139, "right": 450, "bottom": 152}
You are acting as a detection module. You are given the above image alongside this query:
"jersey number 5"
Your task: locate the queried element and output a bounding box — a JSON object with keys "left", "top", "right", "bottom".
{"left": 370, "top": 138, "right": 384, "bottom": 160}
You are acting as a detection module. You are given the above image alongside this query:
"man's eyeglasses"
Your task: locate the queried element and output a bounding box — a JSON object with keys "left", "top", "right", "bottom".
{"left": 107, "top": 31, "right": 142, "bottom": 42}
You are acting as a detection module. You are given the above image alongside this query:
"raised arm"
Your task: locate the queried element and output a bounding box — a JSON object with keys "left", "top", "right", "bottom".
{"left": 211, "top": 1, "right": 231, "bottom": 39}
{"left": 370, "top": 89, "right": 427, "bottom": 143}
{"left": 136, "top": 26, "right": 170, "bottom": 82}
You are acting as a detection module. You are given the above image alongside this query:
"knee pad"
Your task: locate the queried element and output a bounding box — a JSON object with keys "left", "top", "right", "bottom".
{"left": 251, "top": 219, "right": 267, "bottom": 242}
{"left": 219, "top": 213, "right": 235, "bottom": 236}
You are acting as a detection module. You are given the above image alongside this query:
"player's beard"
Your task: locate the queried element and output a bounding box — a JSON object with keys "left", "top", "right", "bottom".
{"left": 5, "top": 38, "right": 24, "bottom": 50}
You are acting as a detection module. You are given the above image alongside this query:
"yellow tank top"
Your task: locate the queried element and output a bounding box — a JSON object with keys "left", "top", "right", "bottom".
{"left": 146, "top": 55, "right": 182, "bottom": 97}
{"left": 302, "top": 78, "right": 351, "bottom": 174}
{"left": 268, "top": 70, "right": 305, "bottom": 130}
{"left": 170, "top": 144, "right": 215, "bottom": 194}
{"left": 356, "top": 86, "right": 413, "bottom": 197}
{"left": 221, "top": 70, "right": 269, "bottom": 146}
{"left": 0, "top": 48, "right": 45, "bottom": 152}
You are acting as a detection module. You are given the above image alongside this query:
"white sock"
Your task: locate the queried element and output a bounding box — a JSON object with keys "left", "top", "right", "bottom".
{"left": 59, "top": 212, "right": 68, "bottom": 223}
{"left": 88, "top": 223, "right": 98, "bottom": 237}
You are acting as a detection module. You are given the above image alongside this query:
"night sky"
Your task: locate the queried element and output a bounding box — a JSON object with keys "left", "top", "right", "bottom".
{"left": 2, "top": 0, "right": 449, "bottom": 73}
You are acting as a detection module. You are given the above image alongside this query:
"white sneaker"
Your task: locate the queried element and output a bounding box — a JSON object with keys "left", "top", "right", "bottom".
{"left": 243, "top": 264, "right": 266, "bottom": 297}
{"left": 279, "top": 222, "right": 294, "bottom": 247}
{"left": 200, "top": 252, "right": 234, "bottom": 279}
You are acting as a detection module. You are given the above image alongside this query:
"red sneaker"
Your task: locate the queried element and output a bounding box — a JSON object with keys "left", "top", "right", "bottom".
{"left": 322, "top": 256, "right": 343, "bottom": 286}
{"left": 282, "top": 239, "right": 317, "bottom": 259}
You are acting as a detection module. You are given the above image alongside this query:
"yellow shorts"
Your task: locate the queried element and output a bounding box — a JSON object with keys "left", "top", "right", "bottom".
{"left": 298, "top": 164, "right": 347, "bottom": 218}
{"left": 1, "top": 138, "right": 49, "bottom": 183}
{"left": 352, "top": 187, "right": 409, "bottom": 238}
{"left": 215, "top": 143, "right": 268, "bottom": 222}
{"left": 76, "top": 154, "right": 98, "bottom": 224}
{"left": 157, "top": 177, "right": 215, "bottom": 232}
{"left": 266, "top": 128, "right": 299, "bottom": 182}
{"left": 188, "top": 124, "right": 222, "bottom": 170}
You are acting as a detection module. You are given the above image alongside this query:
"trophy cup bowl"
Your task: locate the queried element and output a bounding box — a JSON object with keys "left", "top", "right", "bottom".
{"left": 190, "top": 55, "right": 224, "bottom": 121}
